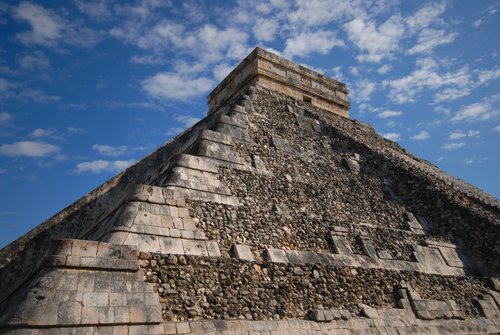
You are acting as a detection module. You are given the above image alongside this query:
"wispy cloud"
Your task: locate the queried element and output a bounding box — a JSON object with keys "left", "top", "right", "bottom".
{"left": 345, "top": 14, "right": 405, "bottom": 62}
{"left": 449, "top": 130, "right": 480, "bottom": 140}
{"left": 283, "top": 30, "right": 344, "bottom": 58}
{"left": 377, "top": 110, "right": 402, "bottom": 119}
{"left": 77, "top": 159, "right": 135, "bottom": 173}
{"left": 0, "top": 141, "right": 60, "bottom": 157}
{"left": 451, "top": 96, "right": 500, "bottom": 122}
{"left": 411, "top": 130, "right": 430, "bottom": 140}
{"left": 442, "top": 142, "right": 466, "bottom": 150}
{"left": 0, "top": 112, "right": 12, "bottom": 124}
{"left": 92, "top": 144, "right": 128, "bottom": 157}
{"left": 12, "top": 2, "right": 100, "bottom": 48}
{"left": 142, "top": 72, "right": 214, "bottom": 101}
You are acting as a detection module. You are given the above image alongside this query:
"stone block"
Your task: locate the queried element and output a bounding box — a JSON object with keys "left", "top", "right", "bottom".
{"left": 359, "top": 304, "right": 379, "bottom": 319}
{"left": 361, "top": 239, "right": 378, "bottom": 259}
{"left": 146, "top": 305, "right": 163, "bottom": 323}
{"left": 98, "top": 307, "right": 114, "bottom": 324}
{"left": 183, "top": 218, "right": 197, "bottom": 231}
{"left": 109, "top": 293, "right": 127, "bottom": 307}
{"left": 73, "top": 240, "right": 99, "bottom": 258}
{"left": 58, "top": 301, "right": 82, "bottom": 325}
{"left": 343, "top": 158, "right": 360, "bottom": 173}
{"left": 159, "top": 237, "right": 184, "bottom": 254}
{"left": 232, "top": 244, "right": 254, "bottom": 262}
{"left": 58, "top": 273, "right": 78, "bottom": 291}
{"left": 77, "top": 273, "right": 94, "bottom": 292}
{"left": 206, "top": 241, "right": 221, "bottom": 257}
{"left": 199, "top": 129, "right": 233, "bottom": 146}
{"left": 82, "top": 292, "right": 108, "bottom": 307}
{"left": 176, "top": 322, "right": 191, "bottom": 334}
{"left": 81, "top": 306, "right": 99, "bottom": 324}
{"left": 194, "top": 231, "right": 206, "bottom": 240}
{"left": 377, "top": 250, "right": 392, "bottom": 260}
{"left": 265, "top": 248, "right": 288, "bottom": 263}
{"left": 488, "top": 277, "right": 500, "bottom": 291}
{"left": 330, "top": 236, "right": 352, "bottom": 255}
{"left": 129, "top": 306, "right": 146, "bottom": 323}
{"left": 178, "top": 207, "right": 190, "bottom": 218}
{"left": 182, "top": 239, "right": 208, "bottom": 256}
{"left": 180, "top": 230, "right": 195, "bottom": 239}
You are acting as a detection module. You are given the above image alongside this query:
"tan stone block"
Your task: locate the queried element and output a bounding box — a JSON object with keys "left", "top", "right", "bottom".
{"left": 82, "top": 292, "right": 108, "bottom": 307}
{"left": 161, "top": 216, "right": 174, "bottom": 228}
{"left": 109, "top": 293, "right": 127, "bottom": 307}
{"left": 81, "top": 306, "right": 99, "bottom": 324}
{"left": 113, "top": 306, "right": 129, "bottom": 323}
{"left": 65, "top": 256, "right": 81, "bottom": 267}
{"left": 98, "top": 307, "right": 114, "bottom": 324}
{"left": 176, "top": 322, "right": 191, "bottom": 334}
{"left": 73, "top": 240, "right": 99, "bottom": 258}
{"left": 129, "top": 306, "right": 146, "bottom": 323}
{"left": 183, "top": 239, "right": 208, "bottom": 256}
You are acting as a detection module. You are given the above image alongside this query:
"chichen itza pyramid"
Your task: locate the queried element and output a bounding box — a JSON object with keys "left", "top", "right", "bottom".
{"left": 0, "top": 47, "right": 499, "bottom": 334}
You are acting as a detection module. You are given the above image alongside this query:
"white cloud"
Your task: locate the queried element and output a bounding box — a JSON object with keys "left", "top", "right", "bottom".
{"left": 449, "top": 130, "right": 480, "bottom": 140}
{"left": 0, "top": 141, "right": 60, "bottom": 157}
{"left": 345, "top": 14, "right": 405, "bottom": 62}
{"left": 213, "top": 63, "right": 235, "bottom": 82}
{"left": 77, "top": 159, "right": 135, "bottom": 173}
{"left": 66, "top": 127, "right": 86, "bottom": 135}
{"left": 377, "top": 110, "right": 402, "bottom": 118}
{"left": 29, "top": 128, "right": 56, "bottom": 138}
{"left": 377, "top": 64, "right": 391, "bottom": 75}
{"left": 253, "top": 18, "right": 278, "bottom": 42}
{"left": 383, "top": 57, "right": 470, "bottom": 104}
{"left": 494, "top": 125, "right": 500, "bottom": 133}
{"left": 451, "top": 99, "right": 500, "bottom": 122}
{"left": 287, "top": 0, "right": 356, "bottom": 27}
{"left": 130, "top": 54, "right": 165, "bottom": 65}
{"left": 13, "top": 2, "right": 62, "bottom": 46}
{"left": 407, "top": 28, "right": 458, "bottom": 55}
{"left": 17, "top": 51, "right": 50, "bottom": 70}
{"left": 283, "top": 30, "right": 344, "bottom": 58}
{"left": 351, "top": 79, "right": 376, "bottom": 102}
{"left": 406, "top": 2, "right": 446, "bottom": 34}
{"left": 142, "top": 72, "right": 214, "bottom": 101}
{"left": 411, "top": 130, "right": 430, "bottom": 140}
{"left": 472, "top": 19, "right": 483, "bottom": 28}
{"left": 381, "top": 132, "right": 401, "bottom": 141}
{"left": 75, "top": 0, "right": 112, "bottom": 21}
{"left": 13, "top": 2, "right": 99, "bottom": 48}
{"left": 442, "top": 142, "right": 466, "bottom": 150}
{"left": 92, "top": 144, "right": 128, "bottom": 156}
{"left": 18, "top": 89, "right": 59, "bottom": 103}
{"left": 477, "top": 68, "right": 500, "bottom": 85}
{"left": 0, "top": 112, "right": 12, "bottom": 124}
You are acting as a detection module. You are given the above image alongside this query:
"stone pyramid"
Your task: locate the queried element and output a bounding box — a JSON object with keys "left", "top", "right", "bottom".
{"left": 0, "top": 47, "right": 499, "bottom": 335}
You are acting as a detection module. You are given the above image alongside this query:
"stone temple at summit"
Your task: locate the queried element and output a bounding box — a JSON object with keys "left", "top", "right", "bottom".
{"left": 0, "top": 47, "right": 499, "bottom": 334}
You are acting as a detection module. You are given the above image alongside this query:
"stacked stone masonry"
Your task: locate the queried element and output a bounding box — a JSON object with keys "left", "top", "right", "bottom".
{"left": 1, "top": 50, "right": 499, "bottom": 334}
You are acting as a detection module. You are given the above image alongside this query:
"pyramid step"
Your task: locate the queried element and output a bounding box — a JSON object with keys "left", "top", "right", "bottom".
{"left": 214, "top": 115, "right": 253, "bottom": 143}
{"left": 172, "top": 153, "right": 218, "bottom": 173}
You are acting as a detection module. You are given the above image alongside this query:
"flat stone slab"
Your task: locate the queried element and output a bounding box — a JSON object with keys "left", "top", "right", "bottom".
{"left": 232, "top": 244, "right": 254, "bottom": 262}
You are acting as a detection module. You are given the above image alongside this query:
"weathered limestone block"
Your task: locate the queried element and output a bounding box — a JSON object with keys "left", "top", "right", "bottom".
{"left": 330, "top": 235, "right": 352, "bottom": 255}
{"left": 0, "top": 240, "right": 162, "bottom": 332}
{"left": 265, "top": 248, "right": 288, "bottom": 263}
{"left": 232, "top": 244, "right": 254, "bottom": 262}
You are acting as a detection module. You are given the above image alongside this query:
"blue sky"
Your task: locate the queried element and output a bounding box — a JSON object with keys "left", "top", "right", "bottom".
{"left": 0, "top": 0, "right": 499, "bottom": 248}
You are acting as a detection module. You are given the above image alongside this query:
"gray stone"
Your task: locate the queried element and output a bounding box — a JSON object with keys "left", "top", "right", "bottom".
{"left": 232, "top": 244, "right": 254, "bottom": 262}
{"left": 265, "top": 248, "right": 288, "bottom": 263}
